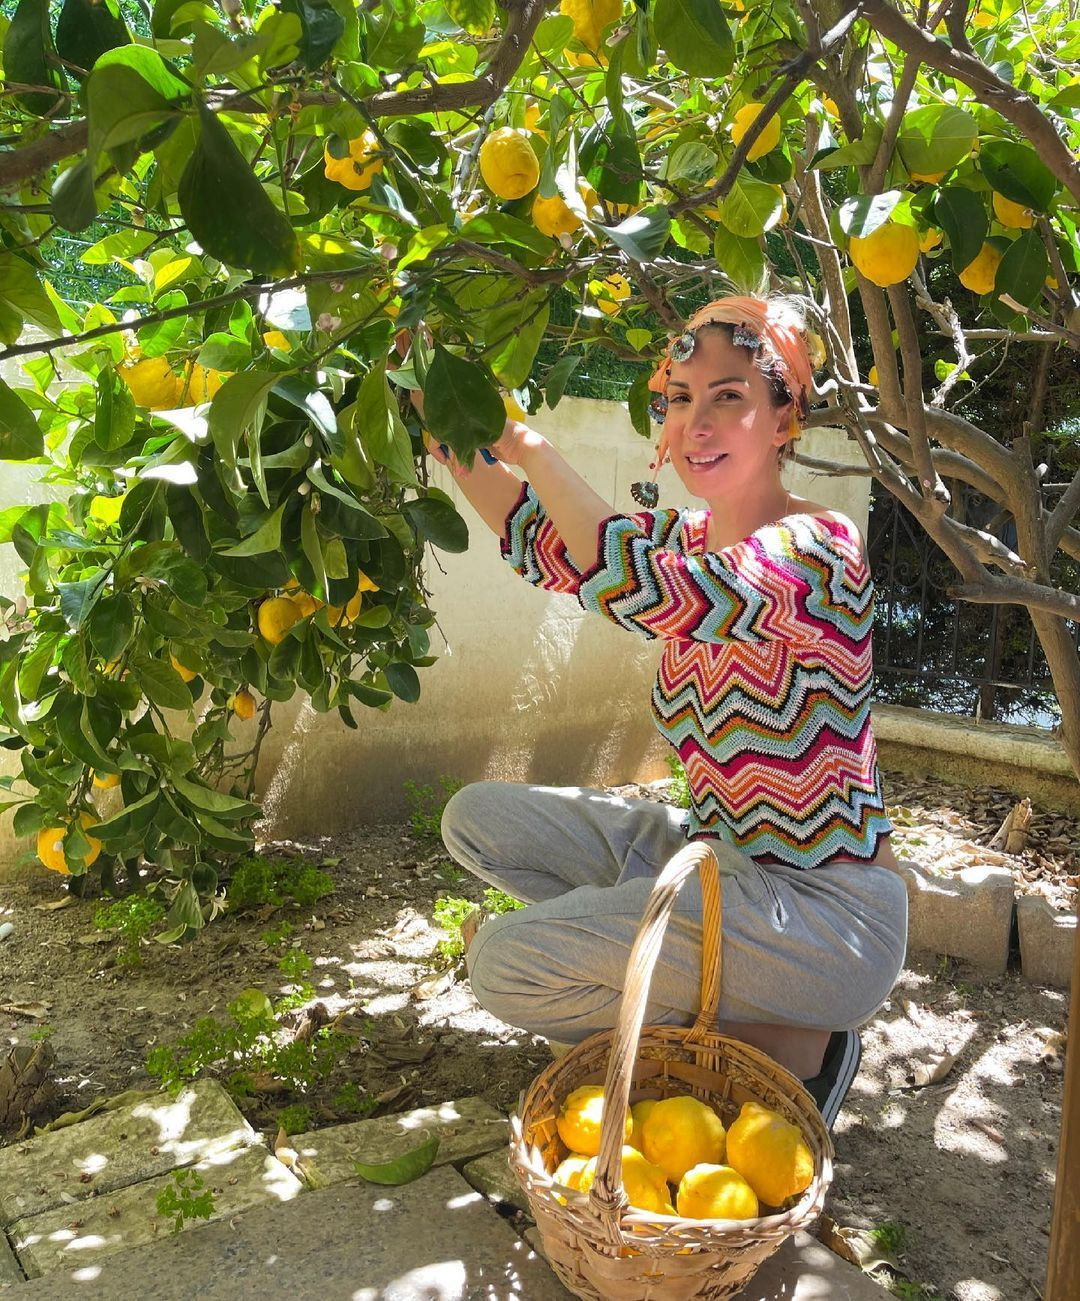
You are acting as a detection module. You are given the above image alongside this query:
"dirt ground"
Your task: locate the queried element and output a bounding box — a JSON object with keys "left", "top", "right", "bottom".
{"left": 0, "top": 770, "right": 1074, "bottom": 1301}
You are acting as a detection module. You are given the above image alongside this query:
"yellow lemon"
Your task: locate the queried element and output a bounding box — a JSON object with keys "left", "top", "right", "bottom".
{"left": 565, "top": 48, "right": 604, "bottom": 68}
{"left": 958, "top": 242, "right": 1003, "bottom": 294}
{"left": 37, "top": 812, "right": 101, "bottom": 876}
{"left": 972, "top": 9, "right": 995, "bottom": 27}
{"left": 532, "top": 192, "right": 582, "bottom": 238}
{"left": 178, "top": 362, "right": 226, "bottom": 405}
{"left": 730, "top": 104, "right": 782, "bottom": 162}
{"left": 724, "top": 1100, "right": 814, "bottom": 1207}
{"left": 823, "top": 96, "right": 839, "bottom": 117}
{"left": 552, "top": 1153, "right": 591, "bottom": 1192}
{"left": 628, "top": 1098, "right": 660, "bottom": 1152}
{"left": 91, "top": 770, "right": 121, "bottom": 789}
{"left": 641, "top": 1094, "right": 726, "bottom": 1185}
{"left": 503, "top": 394, "right": 528, "bottom": 422}
{"left": 479, "top": 127, "right": 540, "bottom": 200}
{"left": 560, "top": 0, "right": 621, "bottom": 54}
{"left": 588, "top": 271, "right": 632, "bottom": 316}
{"left": 524, "top": 101, "right": 546, "bottom": 139}
{"left": 909, "top": 169, "right": 946, "bottom": 184}
{"left": 231, "top": 688, "right": 256, "bottom": 721}
{"left": 257, "top": 595, "right": 303, "bottom": 645}
{"left": 805, "top": 330, "right": 827, "bottom": 370}
{"left": 578, "top": 1146, "right": 675, "bottom": 1215}
{"left": 283, "top": 579, "right": 320, "bottom": 617}
{"left": 263, "top": 330, "right": 292, "bottom": 351}
{"left": 848, "top": 222, "right": 920, "bottom": 287}
{"left": 170, "top": 653, "right": 197, "bottom": 683}
{"left": 868, "top": 365, "right": 880, "bottom": 386}
{"left": 676, "top": 1163, "right": 759, "bottom": 1220}
{"left": 992, "top": 191, "right": 1034, "bottom": 229}
{"left": 119, "top": 356, "right": 180, "bottom": 410}
{"left": 918, "top": 227, "right": 943, "bottom": 252}
{"left": 556, "top": 1085, "right": 633, "bottom": 1157}
{"left": 324, "top": 131, "right": 384, "bottom": 192}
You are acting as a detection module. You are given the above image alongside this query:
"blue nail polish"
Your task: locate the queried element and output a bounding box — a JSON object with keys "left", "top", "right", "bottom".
{"left": 437, "top": 442, "right": 498, "bottom": 465}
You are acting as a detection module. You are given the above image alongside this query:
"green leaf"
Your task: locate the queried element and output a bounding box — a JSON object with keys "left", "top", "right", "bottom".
{"left": 131, "top": 654, "right": 195, "bottom": 710}
{"left": 354, "top": 1132, "right": 439, "bottom": 1185}
{"left": 300, "top": 500, "right": 328, "bottom": 602}
{"left": 58, "top": 572, "right": 108, "bottom": 630}
{"left": 0, "top": 379, "right": 44, "bottom": 460}
{"left": 384, "top": 661, "right": 420, "bottom": 703}
{"left": 712, "top": 225, "right": 766, "bottom": 293}
{"left": 544, "top": 354, "right": 582, "bottom": 408}
{"left": 179, "top": 101, "right": 301, "bottom": 277}
{"left": 445, "top": 0, "right": 494, "bottom": 35}
{"left": 590, "top": 205, "right": 671, "bottom": 261}
{"left": 979, "top": 139, "right": 1057, "bottom": 212}
{"left": 654, "top": 0, "right": 734, "bottom": 78}
{"left": 934, "top": 186, "right": 988, "bottom": 276}
{"left": 355, "top": 361, "right": 420, "bottom": 485}
{"left": 992, "top": 229, "right": 1049, "bottom": 320}
{"left": 85, "top": 54, "right": 185, "bottom": 159}
{"left": 51, "top": 158, "right": 100, "bottom": 233}
{"left": 579, "top": 119, "right": 642, "bottom": 207}
{"left": 810, "top": 120, "right": 883, "bottom": 171}
{"left": 94, "top": 370, "right": 136, "bottom": 452}
{"left": 720, "top": 175, "right": 784, "bottom": 238}
{"left": 88, "top": 593, "right": 134, "bottom": 662}
{"left": 401, "top": 496, "right": 468, "bottom": 553}
{"left": 482, "top": 297, "right": 550, "bottom": 391}
{"left": 55, "top": 0, "right": 129, "bottom": 78}
{"left": 365, "top": 0, "right": 425, "bottom": 69}
{"left": 221, "top": 502, "right": 287, "bottom": 556}
{"left": 280, "top": 0, "right": 345, "bottom": 68}
{"left": 838, "top": 189, "right": 902, "bottom": 238}
{"left": 423, "top": 345, "right": 505, "bottom": 469}
{"left": 457, "top": 213, "right": 552, "bottom": 259}
{"left": 0, "top": 255, "right": 61, "bottom": 346}
{"left": 896, "top": 105, "right": 978, "bottom": 179}
{"left": 3, "top": 0, "right": 67, "bottom": 113}
{"left": 627, "top": 371, "right": 651, "bottom": 440}
{"left": 171, "top": 771, "right": 258, "bottom": 819}
{"left": 208, "top": 371, "right": 277, "bottom": 469}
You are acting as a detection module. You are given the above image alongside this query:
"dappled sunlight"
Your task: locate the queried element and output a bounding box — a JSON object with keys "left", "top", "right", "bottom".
{"left": 257, "top": 697, "right": 317, "bottom": 834}
{"left": 129, "top": 1092, "right": 250, "bottom": 1163}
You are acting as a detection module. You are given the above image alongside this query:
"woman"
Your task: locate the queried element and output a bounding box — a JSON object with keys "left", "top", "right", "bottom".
{"left": 412, "top": 294, "right": 908, "bottom": 1128}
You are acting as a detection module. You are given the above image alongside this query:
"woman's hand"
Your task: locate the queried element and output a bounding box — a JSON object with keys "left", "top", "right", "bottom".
{"left": 486, "top": 420, "right": 548, "bottom": 467}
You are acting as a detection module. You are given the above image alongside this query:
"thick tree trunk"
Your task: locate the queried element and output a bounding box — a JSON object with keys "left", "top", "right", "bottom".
{"left": 1029, "top": 610, "right": 1080, "bottom": 782}
{"left": 0, "top": 1041, "right": 56, "bottom": 1135}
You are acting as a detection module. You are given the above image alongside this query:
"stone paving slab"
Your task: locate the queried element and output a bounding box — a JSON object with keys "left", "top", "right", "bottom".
{"left": 0, "top": 1236, "right": 22, "bottom": 1289}
{"left": 10, "top": 1142, "right": 302, "bottom": 1279}
{"left": 888, "top": 859, "right": 1015, "bottom": 974}
{"left": 1017, "top": 894, "right": 1077, "bottom": 988}
{"left": 291, "top": 1095, "right": 508, "bottom": 1186}
{"left": 460, "top": 1148, "right": 531, "bottom": 1214}
{"left": 0, "top": 1079, "right": 256, "bottom": 1227}
{"left": 19, "top": 1165, "right": 574, "bottom": 1300}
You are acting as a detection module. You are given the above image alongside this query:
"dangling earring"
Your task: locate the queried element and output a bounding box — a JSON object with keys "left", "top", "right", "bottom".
{"left": 631, "top": 396, "right": 668, "bottom": 507}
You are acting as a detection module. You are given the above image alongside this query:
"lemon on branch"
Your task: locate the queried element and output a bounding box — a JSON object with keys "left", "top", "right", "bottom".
{"left": 992, "top": 192, "right": 1034, "bottom": 229}
{"left": 730, "top": 104, "right": 782, "bottom": 161}
{"left": 479, "top": 128, "right": 539, "bottom": 200}
{"left": 177, "top": 362, "right": 226, "bottom": 405}
{"left": 91, "top": 770, "right": 121, "bottom": 789}
{"left": 959, "top": 242, "right": 1003, "bottom": 294}
{"left": 560, "top": 0, "right": 621, "bottom": 55}
{"left": 231, "top": 688, "right": 257, "bottom": 721}
{"left": 324, "top": 131, "right": 384, "bottom": 192}
{"left": 588, "top": 271, "right": 631, "bottom": 316}
{"left": 532, "top": 192, "right": 582, "bottom": 238}
{"left": 257, "top": 595, "right": 303, "bottom": 645}
{"left": 170, "top": 653, "right": 197, "bottom": 683}
{"left": 119, "top": 356, "right": 181, "bottom": 410}
{"left": 918, "top": 227, "right": 943, "bottom": 252}
{"left": 848, "top": 222, "right": 920, "bottom": 287}
{"left": 37, "top": 813, "right": 101, "bottom": 876}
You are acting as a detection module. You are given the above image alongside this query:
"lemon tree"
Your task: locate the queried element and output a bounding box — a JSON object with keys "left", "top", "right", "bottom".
{"left": 0, "top": 0, "right": 1079, "bottom": 941}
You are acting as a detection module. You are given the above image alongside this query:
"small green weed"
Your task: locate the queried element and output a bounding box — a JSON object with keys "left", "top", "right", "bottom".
{"left": 260, "top": 921, "right": 295, "bottom": 950}
{"left": 27, "top": 1024, "right": 54, "bottom": 1042}
{"left": 432, "top": 888, "right": 523, "bottom": 962}
{"left": 870, "top": 1220, "right": 907, "bottom": 1256}
{"left": 435, "top": 861, "right": 465, "bottom": 887}
{"left": 277, "top": 1103, "right": 313, "bottom": 1135}
{"left": 403, "top": 776, "right": 464, "bottom": 839}
{"left": 278, "top": 947, "right": 313, "bottom": 983}
{"left": 156, "top": 1168, "right": 215, "bottom": 1234}
{"left": 887, "top": 1283, "right": 944, "bottom": 1301}
{"left": 664, "top": 753, "right": 691, "bottom": 809}
{"left": 332, "top": 1082, "right": 378, "bottom": 1118}
{"left": 94, "top": 896, "right": 168, "bottom": 967}
{"left": 226, "top": 854, "right": 334, "bottom": 911}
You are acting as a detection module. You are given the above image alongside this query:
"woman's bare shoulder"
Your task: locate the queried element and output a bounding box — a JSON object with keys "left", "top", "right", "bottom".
{"left": 785, "top": 497, "right": 865, "bottom": 548}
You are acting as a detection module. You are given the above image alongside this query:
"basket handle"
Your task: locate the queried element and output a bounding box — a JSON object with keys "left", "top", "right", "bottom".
{"left": 588, "top": 840, "right": 722, "bottom": 1227}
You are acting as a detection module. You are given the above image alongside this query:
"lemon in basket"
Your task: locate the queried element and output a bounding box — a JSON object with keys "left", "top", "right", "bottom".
{"left": 550, "top": 1153, "right": 591, "bottom": 1203}
{"left": 578, "top": 1146, "right": 675, "bottom": 1215}
{"left": 641, "top": 1094, "right": 726, "bottom": 1184}
{"left": 724, "top": 1100, "right": 814, "bottom": 1207}
{"left": 628, "top": 1098, "right": 659, "bottom": 1152}
{"left": 676, "top": 1163, "right": 759, "bottom": 1220}
{"left": 556, "top": 1085, "right": 632, "bottom": 1157}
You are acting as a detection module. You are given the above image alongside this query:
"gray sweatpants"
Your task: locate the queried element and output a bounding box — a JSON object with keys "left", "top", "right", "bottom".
{"left": 442, "top": 781, "right": 908, "bottom": 1045}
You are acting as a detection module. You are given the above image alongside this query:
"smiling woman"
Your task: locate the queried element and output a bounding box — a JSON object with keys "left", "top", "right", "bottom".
{"left": 408, "top": 292, "right": 908, "bottom": 1131}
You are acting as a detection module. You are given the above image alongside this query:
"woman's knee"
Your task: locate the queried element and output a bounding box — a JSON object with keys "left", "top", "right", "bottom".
{"left": 440, "top": 781, "right": 505, "bottom": 865}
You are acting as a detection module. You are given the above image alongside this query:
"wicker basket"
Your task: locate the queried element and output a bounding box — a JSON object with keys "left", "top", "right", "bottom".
{"left": 509, "top": 841, "right": 834, "bottom": 1300}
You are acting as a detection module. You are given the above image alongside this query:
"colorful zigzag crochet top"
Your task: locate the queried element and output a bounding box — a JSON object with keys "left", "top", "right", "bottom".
{"left": 501, "top": 482, "right": 893, "bottom": 870}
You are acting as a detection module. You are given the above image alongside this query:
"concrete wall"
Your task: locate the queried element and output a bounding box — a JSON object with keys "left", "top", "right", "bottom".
{"left": 0, "top": 394, "right": 872, "bottom": 867}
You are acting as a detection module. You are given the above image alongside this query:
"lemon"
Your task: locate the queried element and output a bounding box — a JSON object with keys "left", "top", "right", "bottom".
{"left": 641, "top": 1094, "right": 726, "bottom": 1185}
{"left": 805, "top": 330, "right": 827, "bottom": 370}
{"left": 503, "top": 394, "right": 528, "bottom": 422}
{"left": 178, "top": 362, "right": 226, "bottom": 405}
{"left": 324, "top": 131, "right": 384, "bottom": 192}
{"left": 556, "top": 1085, "right": 633, "bottom": 1157}
{"left": 37, "top": 813, "right": 102, "bottom": 876}
{"left": 992, "top": 192, "right": 1034, "bottom": 229}
{"left": 823, "top": 96, "right": 839, "bottom": 117}
{"left": 578, "top": 1146, "right": 675, "bottom": 1215}
{"left": 958, "top": 242, "right": 1003, "bottom": 295}
{"left": 479, "top": 127, "right": 540, "bottom": 200}
{"left": 628, "top": 1098, "right": 659, "bottom": 1152}
{"left": 730, "top": 104, "right": 782, "bottom": 162}
{"left": 257, "top": 596, "right": 303, "bottom": 645}
{"left": 119, "top": 356, "right": 180, "bottom": 410}
{"left": 91, "top": 771, "right": 121, "bottom": 789}
{"left": 263, "top": 330, "right": 292, "bottom": 351}
{"left": 848, "top": 222, "right": 920, "bottom": 287}
{"left": 560, "top": 0, "right": 621, "bottom": 54}
{"left": 676, "top": 1163, "right": 759, "bottom": 1220}
{"left": 552, "top": 1153, "right": 591, "bottom": 1192}
{"left": 231, "top": 688, "right": 256, "bottom": 721}
{"left": 918, "top": 227, "right": 943, "bottom": 252}
{"left": 284, "top": 579, "right": 321, "bottom": 617}
{"left": 325, "top": 568, "right": 379, "bottom": 627}
{"left": 909, "top": 169, "right": 946, "bottom": 184}
{"left": 170, "top": 653, "right": 197, "bottom": 683}
{"left": 588, "top": 271, "right": 631, "bottom": 316}
{"left": 868, "top": 365, "right": 879, "bottom": 386}
{"left": 532, "top": 192, "right": 582, "bottom": 238}
{"left": 725, "top": 1100, "right": 814, "bottom": 1207}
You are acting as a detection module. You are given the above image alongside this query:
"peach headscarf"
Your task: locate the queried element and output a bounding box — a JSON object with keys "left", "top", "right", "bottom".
{"left": 645, "top": 295, "right": 814, "bottom": 473}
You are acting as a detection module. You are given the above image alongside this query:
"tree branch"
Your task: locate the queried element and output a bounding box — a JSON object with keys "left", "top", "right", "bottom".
{"left": 947, "top": 577, "right": 1080, "bottom": 621}
{"left": 1047, "top": 470, "right": 1080, "bottom": 554}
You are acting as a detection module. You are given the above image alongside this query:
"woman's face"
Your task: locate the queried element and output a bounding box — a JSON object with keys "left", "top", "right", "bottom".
{"left": 663, "top": 328, "right": 792, "bottom": 500}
